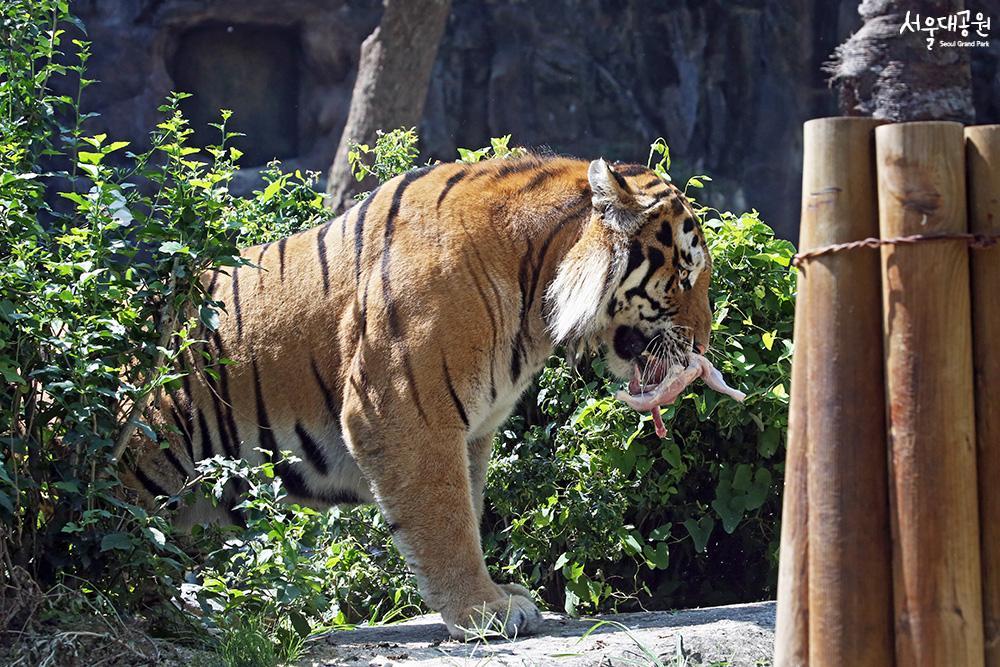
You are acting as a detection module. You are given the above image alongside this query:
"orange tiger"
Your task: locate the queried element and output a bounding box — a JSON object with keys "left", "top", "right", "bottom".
{"left": 125, "top": 155, "right": 712, "bottom": 638}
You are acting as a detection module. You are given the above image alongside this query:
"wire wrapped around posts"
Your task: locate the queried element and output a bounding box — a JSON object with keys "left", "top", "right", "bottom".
{"left": 791, "top": 231, "right": 1000, "bottom": 267}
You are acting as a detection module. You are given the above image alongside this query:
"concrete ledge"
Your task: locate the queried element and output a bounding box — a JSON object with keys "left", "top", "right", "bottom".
{"left": 307, "top": 600, "right": 775, "bottom": 666}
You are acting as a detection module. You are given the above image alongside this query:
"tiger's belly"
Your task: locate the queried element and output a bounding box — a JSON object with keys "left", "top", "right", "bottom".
{"left": 256, "top": 420, "right": 376, "bottom": 508}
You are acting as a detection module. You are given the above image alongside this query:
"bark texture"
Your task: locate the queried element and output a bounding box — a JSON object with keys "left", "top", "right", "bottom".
{"left": 325, "top": 0, "right": 451, "bottom": 212}
{"left": 828, "top": 0, "right": 975, "bottom": 122}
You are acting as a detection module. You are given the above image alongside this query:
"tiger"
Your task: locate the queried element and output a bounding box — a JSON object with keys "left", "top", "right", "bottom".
{"left": 124, "top": 154, "right": 712, "bottom": 639}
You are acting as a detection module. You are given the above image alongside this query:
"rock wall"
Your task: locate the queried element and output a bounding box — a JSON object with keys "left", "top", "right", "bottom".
{"left": 70, "top": 0, "right": 1000, "bottom": 240}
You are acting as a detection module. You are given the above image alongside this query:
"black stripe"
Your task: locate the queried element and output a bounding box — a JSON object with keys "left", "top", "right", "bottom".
{"left": 203, "top": 369, "right": 235, "bottom": 459}
{"left": 456, "top": 215, "right": 503, "bottom": 402}
{"left": 169, "top": 405, "right": 196, "bottom": 462}
{"left": 381, "top": 167, "right": 435, "bottom": 424}
{"left": 226, "top": 503, "right": 248, "bottom": 527}
{"left": 224, "top": 477, "right": 249, "bottom": 527}
{"left": 493, "top": 156, "right": 543, "bottom": 179}
{"left": 508, "top": 234, "right": 535, "bottom": 386}
{"left": 625, "top": 240, "right": 645, "bottom": 275}
{"left": 252, "top": 359, "right": 311, "bottom": 499}
{"left": 354, "top": 186, "right": 379, "bottom": 289}
{"left": 310, "top": 359, "right": 340, "bottom": 424}
{"left": 206, "top": 271, "right": 220, "bottom": 296}
{"left": 256, "top": 245, "right": 268, "bottom": 288}
{"left": 526, "top": 196, "right": 589, "bottom": 313}
{"left": 134, "top": 466, "right": 169, "bottom": 499}
{"left": 317, "top": 222, "right": 332, "bottom": 296}
{"left": 442, "top": 356, "right": 469, "bottom": 428}
{"left": 436, "top": 169, "right": 468, "bottom": 209}
{"left": 463, "top": 254, "right": 499, "bottom": 403}
{"left": 625, "top": 247, "right": 665, "bottom": 301}
{"left": 294, "top": 421, "right": 329, "bottom": 475}
{"left": 210, "top": 332, "right": 240, "bottom": 458}
{"left": 656, "top": 220, "right": 674, "bottom": 247}
{"left": 318, "top": 490, "right": 363, "bottom": 505}
{"left": 522, "top": 165, "right": 565, "bottom": 194}
{"left": 610, "top": 168, "right": 629, "bottom": 191}
{"left": 168, "top": 403, "right": 193, "bottom": 456}
{"left": 600, "top": 261, "right": 616, "bottom": 305}
{"left": 232, "top": 268, "right": 243, "bottom": 341}
{"left": 164, "top": 447, "right": 189, "bottom": 480}
{"left": 616, "top": 164, "right": 648, "bottom": 177}
{"left": 278, "top": 237, "right": 288, "bottom": 280}
{"left": 515, "top": 239, "right": 534, "bottom": 331}
{"left": 510, "top": 337, "right": 522, "bottom": 384}
{"left": 197, "top": 412, "right": 214, "bottom": 460}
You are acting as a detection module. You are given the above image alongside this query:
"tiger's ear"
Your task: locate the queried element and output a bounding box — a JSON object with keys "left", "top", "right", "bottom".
{"left": 588, "top": 159, "right": 640, "bottom": 233}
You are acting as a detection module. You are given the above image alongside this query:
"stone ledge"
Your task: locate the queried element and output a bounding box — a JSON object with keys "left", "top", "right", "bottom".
{"left": 306, "top": 600, "right": 775, "bottom": 666}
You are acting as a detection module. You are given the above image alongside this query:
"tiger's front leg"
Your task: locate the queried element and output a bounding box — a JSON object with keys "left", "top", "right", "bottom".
{"left": 342, "top": 401, "right": 541, "bottom": 640}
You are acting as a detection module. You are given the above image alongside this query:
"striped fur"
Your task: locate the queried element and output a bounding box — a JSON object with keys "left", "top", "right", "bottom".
{"left": 123, "top": 155, "right": 712, "bottom": 639}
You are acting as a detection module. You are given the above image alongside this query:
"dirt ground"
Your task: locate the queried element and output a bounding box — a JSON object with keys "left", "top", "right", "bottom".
{"left": 301, "top": 600, "right": 775, "bottom": 666}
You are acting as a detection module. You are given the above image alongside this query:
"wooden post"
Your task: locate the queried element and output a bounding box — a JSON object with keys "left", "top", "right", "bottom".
{"left": 876, "top": 121, "right": 984, "bottom": 667}
{"left": 802, "top": 118, "right": 893, "bottom": 667}
{"left": 773, "top": 221, "right": 812, "bottom": 667}
{"left": 966, "top": 125, "right": 1000, "bottom": 667}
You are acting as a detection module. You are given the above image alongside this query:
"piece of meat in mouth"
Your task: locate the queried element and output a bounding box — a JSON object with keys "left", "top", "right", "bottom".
{"left": 617, "top": 353, "right": 747, "bottom": 438}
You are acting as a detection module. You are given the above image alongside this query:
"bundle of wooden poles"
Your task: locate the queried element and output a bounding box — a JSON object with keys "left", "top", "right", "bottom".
{"left": 773, "top": 119, "right": 1000, "bottom": 667}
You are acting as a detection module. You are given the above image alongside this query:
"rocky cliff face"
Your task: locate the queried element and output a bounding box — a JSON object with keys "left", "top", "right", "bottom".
{"left": 69, "top": 0, "right": 1000, "bottom": 240}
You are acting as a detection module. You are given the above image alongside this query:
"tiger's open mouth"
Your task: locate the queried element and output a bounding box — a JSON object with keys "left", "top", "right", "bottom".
{"left": 618, "top": 353, "right": 747, "bottom": 438}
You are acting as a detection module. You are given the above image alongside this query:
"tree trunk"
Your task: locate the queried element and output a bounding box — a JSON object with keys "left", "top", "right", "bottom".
{"left": 325, "top": 0, "right": 451, "bottom": 212}
{"left": 827, "top": 0, "right": 974, "bottom": 123}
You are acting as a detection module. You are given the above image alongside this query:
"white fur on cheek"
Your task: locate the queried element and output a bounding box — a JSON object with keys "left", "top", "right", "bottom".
{"left": 547, "top": 247, "right": 619, "bottom": 344}
{"left": 688, "top": 245, "right": 705, "bottom": 284}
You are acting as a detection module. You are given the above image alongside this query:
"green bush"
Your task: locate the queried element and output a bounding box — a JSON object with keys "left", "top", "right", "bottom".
{"left": 0, "top": 0, "right": 245, "bottom": 600}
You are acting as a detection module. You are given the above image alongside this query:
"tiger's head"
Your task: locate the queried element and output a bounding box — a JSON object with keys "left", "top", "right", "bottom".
{"left": 547, "top": 158, "right": 712, "bottom": 389}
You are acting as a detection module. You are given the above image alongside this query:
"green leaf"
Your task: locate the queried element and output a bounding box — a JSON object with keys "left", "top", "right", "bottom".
{"left": 289, "top": 610, "right": 312, "bottom": 638}
{"left": 732, "top": 464, "right": 752, "bottom": 491}
{"left": 146, "top": 526, "right": 166, "bottom": 547}
{"left": 762, "top": 331, "right": 775, "bottom": 350}
{"left": 643, "top": 542, "right": 670, "bottom": 570}
{"left": 757, "top": 427, "right": 781, "bottom": 458}
{"left": 0, "top": 361, "right": 25, "bottom": 385}
{"left": 158, "top": 241, "right": 190, "bottom": 255}
{"left": 77, "top": 150, "right": 103, "bottom": 164}
{"left": 260, "top": 177, "right": 284, "bottom": 203}
{"left": 649, "top": 523, "right": 672, "bottom": 541}
{"left": 100, "top": 532, "right": 134, "bottom": 552}
{"left": 683, "top": 517, "right": 714, "bottom": 553}
{"left": 0, "top": 491, "right": 13, "bottom": 514}
{"left": 200, "top": 305, "right": 220, "bottom": 330}
{"left": 621, "top": 532, "right": 643, "bottom": 556}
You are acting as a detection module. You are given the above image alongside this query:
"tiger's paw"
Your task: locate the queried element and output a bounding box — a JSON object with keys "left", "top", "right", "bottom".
{"left": 497, "top": 582, "right": 534, "bottom": 600}
{"left": 444, "top": 590, "right": 542, "bottom": 641}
